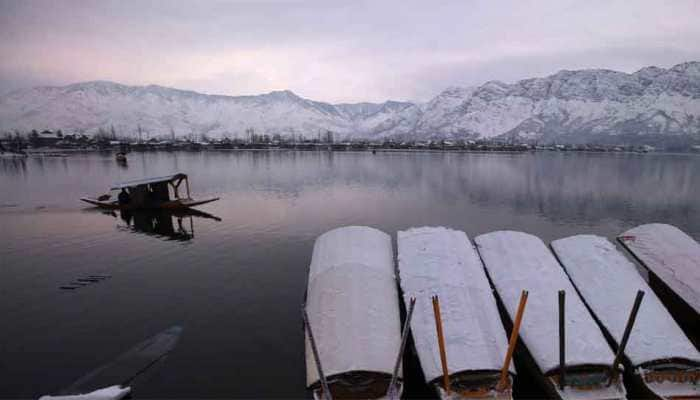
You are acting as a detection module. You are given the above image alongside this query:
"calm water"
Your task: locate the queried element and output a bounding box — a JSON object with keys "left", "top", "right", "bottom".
{"left": 1, "top": 151, "right": 699, "bottom": 398}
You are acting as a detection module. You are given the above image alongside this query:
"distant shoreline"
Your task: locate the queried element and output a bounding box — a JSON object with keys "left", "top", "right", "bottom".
{"left": 9, "top": 146, "right": 699, "bottom": 157}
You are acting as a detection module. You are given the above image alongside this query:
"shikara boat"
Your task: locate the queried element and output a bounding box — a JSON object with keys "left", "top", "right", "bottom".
{"left": 304, "top": 226, "right": 404, "bottom": 399}
{"left": 552, "top": 235, "right": 700, "bottom": 399}
{"left": 475, "top": 231, "right": 627, "bottom": 400}
{"left": 617, "top": 223, "right": 700, "bottom": 346}
{"left": 80, "top": 173, "right": 219, "bottom": 210}
{"left": 397, "top": 227, "right": 514, "bottom": 400}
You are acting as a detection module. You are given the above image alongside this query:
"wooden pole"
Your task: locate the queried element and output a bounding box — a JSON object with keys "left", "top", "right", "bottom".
{"left": 558, "top": 290, "right": 566, "bottom": 390}
{"left": 608, "top": 290, "right": 644, "bottom": 385}
{"left": 185, "top": 177, "right": 191, "bottom": 198}
{"left": 302, "top": 304, "right": 333, "bottom": 400}
{"left": 388, "top": 297, "right": 416, "bottom": 400}
{"left": 432, "top": 295, "right": 450, "bottom": 395}
{"left": 497, "top": 290, "right": 529, "bottom": 392}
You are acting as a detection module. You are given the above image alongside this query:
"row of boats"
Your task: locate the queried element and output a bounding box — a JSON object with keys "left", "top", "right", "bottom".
{"left": 303, "top": 224, "right": 700, "bottom": 399}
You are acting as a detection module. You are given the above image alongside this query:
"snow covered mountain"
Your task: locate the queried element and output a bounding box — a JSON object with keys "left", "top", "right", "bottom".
{"left": 414, "top": 61, "right": 700, "bottom": 144}
{"left": 1, "top": 61, "right": 699, "bottom": 144}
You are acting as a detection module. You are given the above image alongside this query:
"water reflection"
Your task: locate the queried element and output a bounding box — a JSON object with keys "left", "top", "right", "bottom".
{"left": 1, "top": 151, "right": 699, "bottom": 399}
{"left": 0, "top": 158, "right": 27, "bottom": 176}
{"left": 101, "top": 208, "right": 221, "bottom": 242}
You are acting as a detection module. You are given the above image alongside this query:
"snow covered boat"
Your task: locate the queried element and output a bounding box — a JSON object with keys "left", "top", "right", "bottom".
{"left": 397, "top": 227, "right": 514, "bottom": 399}
{"left": 617, "top": 223, "right": 700, "bottom": 345}
{"left": 552, "top": 235, "right": 700, "bottom": 399}
{"left": 304, "top": 226, "right": 404, "bottom": 399}
{"left": 40, "top": 326, "right": 182, "bottom": 399}
{"left": 80, "top": 173, "right": 219, "bottom": 210}
{"left": 474, "top": 231, "right": 626, "bottom": 400}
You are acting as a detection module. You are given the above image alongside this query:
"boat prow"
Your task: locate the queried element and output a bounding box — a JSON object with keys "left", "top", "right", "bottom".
{"left": 168, "top": 197, "right": 219, "bottom": 209}
{"left": 81, "top": 197, "right": 120, "bottom": 209}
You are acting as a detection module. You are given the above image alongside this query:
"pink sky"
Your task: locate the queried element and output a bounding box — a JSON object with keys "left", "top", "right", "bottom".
{"left": 1, "top": 0, "right": 699, "bottom": 103}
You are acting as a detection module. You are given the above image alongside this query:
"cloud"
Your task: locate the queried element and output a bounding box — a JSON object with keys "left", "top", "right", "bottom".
{"left": 1, "top": 0, "right": 699, "bottom": 102}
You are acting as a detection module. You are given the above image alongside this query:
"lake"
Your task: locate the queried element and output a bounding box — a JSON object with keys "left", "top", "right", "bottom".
{"left": 1, "top": 150, "right": 699, "bottom": 398}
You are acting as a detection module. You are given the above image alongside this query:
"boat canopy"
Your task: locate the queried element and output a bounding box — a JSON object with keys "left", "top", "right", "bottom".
{"left": 304, "top": 226, "right": 402, "bottom": 387}
{"left": 552, "top": 235, "right": 700, "bottom": 368}
{"left": 397, "top": 227, "right": 513, "bottom": 384}
{"left": 475, "top": 230, "right": 615, "bottom": 375}
{"left": 618, "top": 223, "right": 700, "bottom": 315}
{"left": 110, "top": 173, "right": 188, "bottom": 190}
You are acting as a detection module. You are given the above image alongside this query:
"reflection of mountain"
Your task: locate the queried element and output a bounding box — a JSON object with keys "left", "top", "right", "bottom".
{"left": 202, "top": 151, "right": 700, "bottom": 231}
{"left": 113, "top": 209, "right": 221, "bottom": 242}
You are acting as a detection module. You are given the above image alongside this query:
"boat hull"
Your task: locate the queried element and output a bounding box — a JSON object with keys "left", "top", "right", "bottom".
{"left": 80, "top": 196, "right": 219, "bottom": 210}
{"left": 312, "top": 382, "right": 403, "bottom": 400}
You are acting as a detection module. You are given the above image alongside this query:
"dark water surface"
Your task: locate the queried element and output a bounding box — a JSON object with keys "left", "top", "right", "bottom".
{"left": 1, "top": 151, "right": 699, "bottom": 398}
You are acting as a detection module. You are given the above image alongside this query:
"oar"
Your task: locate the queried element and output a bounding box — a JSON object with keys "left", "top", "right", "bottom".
{"left": 388, "top": 297, "right": 416, "bottom": 400}
{"left": 559, "top": 290, "right": 566, "bottom": 390}
{"left": 608, "top": 290, "right": 644, "bottom": 385}
{"left": 302, "top": 304, "right": 333, "bottom": 400}
{"left": 497, "top": 290, "right": 528, "bottom": 392}
{"left": 432, "top": 295, "right": 451, "bottom": 395}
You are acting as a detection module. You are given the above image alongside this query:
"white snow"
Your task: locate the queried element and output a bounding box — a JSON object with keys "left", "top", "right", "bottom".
{"left": 397, "top": 227, "right": 513, "bottom": 383}
{"left": 474, "top": 231, "right": 615, "bottom": 374}
{"left": 551, "top": 235, "right": 700, "bottom": 367}
{"left": 619, "top": 223, "right": 700, "bottom": 315}
{"left": 304, "top": 226, "right": 402, "bottom": 387}
{"left": 38, "top": 385, "right": 130, "bottom": 400}
{"left": 2, "top": 61, "right": 699, "bottom": 141}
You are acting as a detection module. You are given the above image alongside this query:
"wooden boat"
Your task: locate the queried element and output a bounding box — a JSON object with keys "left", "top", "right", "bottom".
{"left": 475, "top": 231, "right": 627, "bottom": 400}
{"left": 397, "top": 227, "right": 514, "bottom": 400}
{"left": 304, "top": 226, "right": 404, "bottom": 399}
{"left": 617, "top": 223, "right": 700, "bottom": 346}
{"left": 40, "top": 326, "right": 182, "bottom": 400}
{"left": 552, "top": 235, "right": 700, "bottom": 399}
{"left": 80, "top": 173, "right": 219, "bottom": 210}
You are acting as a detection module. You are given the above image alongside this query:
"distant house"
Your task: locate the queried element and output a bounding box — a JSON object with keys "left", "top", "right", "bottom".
{"left": 35, "top": 130, "right": 62, "bottom": 147}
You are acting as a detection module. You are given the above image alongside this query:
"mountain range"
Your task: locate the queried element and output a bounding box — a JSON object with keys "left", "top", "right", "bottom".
{"left": 1, "top": 61, "right": 699, "bottom": 145}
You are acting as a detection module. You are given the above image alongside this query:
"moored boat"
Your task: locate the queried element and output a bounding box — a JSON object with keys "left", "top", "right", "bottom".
{"left": 475, "top": 231, "right": 627, "bottom": 400}
{"left": 552, "top": 235, "right": 700, "bottom": 399}
{"left": 304, "top": 226, "right": 404, "bottom": 399}
{"left": 617, "top": 223, "right": 700, "bottom": 346}
{"left": 80, "top": 173, "right": 219, "bottom": 210}
{"left": 40, "top": 326, "right": 182, "bottom": 399}
{"left": 397, "top": 227, "right": 514, "bottom": 399}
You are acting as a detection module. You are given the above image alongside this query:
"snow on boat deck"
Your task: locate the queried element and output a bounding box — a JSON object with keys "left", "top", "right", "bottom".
{"left": 551, "top": 235, "right": 700, "bottom": 367}
{"left": 474, "top": 231, "right": 614, "bottom": 374}
{"left": 304, "top": 226, "right": 402, "bottom": 387}
{"left": 618, "top": 223, "right": 700, "bottom": 315}
{"left": 397, "top": 227, "right": 513, "bottom": 384}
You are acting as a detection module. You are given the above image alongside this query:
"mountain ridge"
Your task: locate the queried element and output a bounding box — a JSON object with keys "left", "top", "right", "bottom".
{"left": 1, "top": 62, "right": 699, "bottom": 144}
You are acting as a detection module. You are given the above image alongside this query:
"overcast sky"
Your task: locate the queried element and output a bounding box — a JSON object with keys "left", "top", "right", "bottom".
{"left": 1, "top": 0, "right": 699, "bottom": 103}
